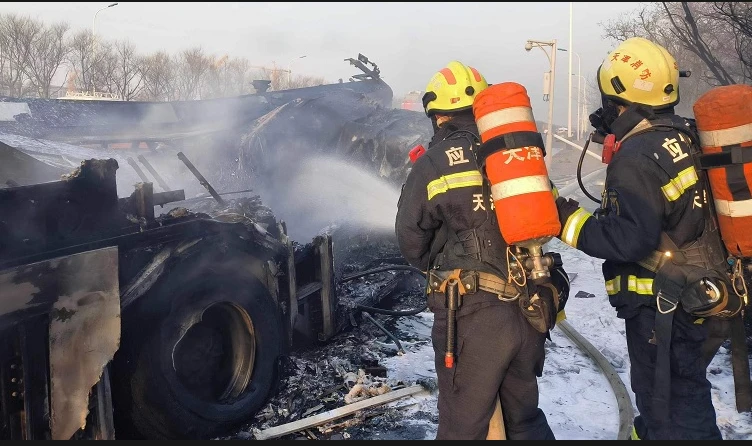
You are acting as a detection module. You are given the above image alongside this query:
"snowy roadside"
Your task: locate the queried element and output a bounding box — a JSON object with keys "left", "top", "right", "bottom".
{"left": 365, "top": 239, "right": 752, "bottom": 440}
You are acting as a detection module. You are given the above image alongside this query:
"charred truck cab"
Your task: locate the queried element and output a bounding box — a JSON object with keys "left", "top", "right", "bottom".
{"left": 0, "top": 159, "right": 339, "bottom": 440}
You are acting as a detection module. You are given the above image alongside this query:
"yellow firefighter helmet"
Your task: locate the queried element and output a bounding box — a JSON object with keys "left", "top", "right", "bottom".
{"left": 597, "top": 37, "right": 680, "bottom": 109}
{"left": 422, "top": 61, "right": 489, "bottom": 116}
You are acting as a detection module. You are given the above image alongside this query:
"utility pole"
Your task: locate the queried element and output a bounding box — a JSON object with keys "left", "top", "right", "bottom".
{"left": 92, "top": 3, "right": 118, "bottom": 95}
{"left": 524, "top": 39, "right": 557, "bottom": 171}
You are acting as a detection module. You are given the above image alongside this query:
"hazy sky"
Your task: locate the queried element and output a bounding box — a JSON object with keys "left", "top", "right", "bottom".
{"left": 0, "top": 2, "right": 642, "bottom": 127}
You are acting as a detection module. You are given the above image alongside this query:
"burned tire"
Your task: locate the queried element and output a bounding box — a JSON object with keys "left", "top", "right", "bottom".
{"left": 117, "top": 259, "right": 284, "bottom": 439}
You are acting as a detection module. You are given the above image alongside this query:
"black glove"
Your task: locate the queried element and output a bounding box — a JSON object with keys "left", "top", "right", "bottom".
{"left": 549, "top": 264, "right": 570, "bottom": 317}
{"left": 555, "top": 196, "right": 581, "bottom": 229}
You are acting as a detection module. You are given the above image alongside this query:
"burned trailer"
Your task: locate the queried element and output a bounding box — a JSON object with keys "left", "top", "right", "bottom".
{"left": 0, "top": 54, "right": 392, "bottom": 152}
{"left": 0, "top": 157, "right": 363, "bottom": 440}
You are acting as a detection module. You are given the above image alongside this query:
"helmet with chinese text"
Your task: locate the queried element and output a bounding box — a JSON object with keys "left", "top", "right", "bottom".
{"left": 597, "top": 37, "right": 680, "bottom": 109}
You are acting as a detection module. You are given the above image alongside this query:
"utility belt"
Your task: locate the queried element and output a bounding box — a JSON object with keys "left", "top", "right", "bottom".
{"left": 431, "top": 268, "right": 527, "bottom": 370}
{"left": 427, "top": 268, "right": 523, "bottom": 301}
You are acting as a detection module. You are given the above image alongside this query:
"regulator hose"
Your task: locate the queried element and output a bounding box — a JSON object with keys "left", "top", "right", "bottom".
{"left": 578, "top": 132, "right": 603, "bottom": 204}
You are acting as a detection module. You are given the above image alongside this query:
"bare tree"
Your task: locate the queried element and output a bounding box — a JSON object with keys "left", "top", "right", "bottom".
{"left": 25, "top": 21, "right": 69, "bottom": 98}
{"left": 0, "top": 14, "right": 41, "bottom": 97}
{"left": 660, "top": 2, "right": 737, "bottom": 85}
{"left": 201, "top": 54, "right": 231, "bottom": 99}
{"left": 712, "top": 2, "right": 752, "bottom": 79}
{"left": 91, "top": 40, "right": 118, "bottom": 94}
{"left": 139, "top": 50, "right": 175, "bottom": 101}
{"left": 600, "top": 3, "right": 749, "bottom": 86}
{"left": 0, "top": 12, "right": 334, "bottom": 101}
{"left": 111, "top": 39, "right": 144, "bottom": 100}
{"left": 66, "top": 29, "right": 94, "bottom": 93}
{"left": 227, "top": 57, "right": 254, "bottom": 95}
{"left": 174, "top": 46, "right": 211, "bottom": 100}
{"left": 0, "top": 16, "right": 9, "bottom": 95}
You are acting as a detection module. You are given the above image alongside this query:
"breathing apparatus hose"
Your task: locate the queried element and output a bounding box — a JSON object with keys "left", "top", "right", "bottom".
{"left": 578, "top": 132, "right": 603, "bottom": 205}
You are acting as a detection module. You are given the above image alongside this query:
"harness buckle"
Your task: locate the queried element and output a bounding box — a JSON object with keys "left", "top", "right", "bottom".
{"left": 656, "top": 290, "right": 678, "bottom": 315}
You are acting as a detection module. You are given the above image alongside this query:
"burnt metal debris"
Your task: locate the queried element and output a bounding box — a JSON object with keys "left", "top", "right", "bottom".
{"left": 0, "top": 55, "right": 434, "bottom": 440}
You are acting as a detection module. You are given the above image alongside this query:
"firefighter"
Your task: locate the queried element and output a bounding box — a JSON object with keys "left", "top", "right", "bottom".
{"left": 555, "top": 37, "right": 731, "bottom": 440}
{"left": 395, "top": 61, "right": 569, "bottom": 440}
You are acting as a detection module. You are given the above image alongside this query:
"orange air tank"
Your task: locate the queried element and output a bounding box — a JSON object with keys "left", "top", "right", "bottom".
{"left": 472, "top": 82, "right": 561, "bottom": 247}
{"left": 693, "top": 84, "right": 752, "bottom": 258}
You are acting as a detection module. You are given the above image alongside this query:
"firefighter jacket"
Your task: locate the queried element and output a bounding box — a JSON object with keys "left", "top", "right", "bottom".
{"left": 558, "top": 106, "right": 705, "bottom": 319}
{"left": 395, "top": 114, "right": 511, "bottom": 277}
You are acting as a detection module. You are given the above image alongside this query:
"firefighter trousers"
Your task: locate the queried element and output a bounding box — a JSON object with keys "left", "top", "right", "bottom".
{"left": 626, "top": 306, "right": 723, "bottom": 440}
{"left": 428, "top": 289, "right": 555, "bottom": 440}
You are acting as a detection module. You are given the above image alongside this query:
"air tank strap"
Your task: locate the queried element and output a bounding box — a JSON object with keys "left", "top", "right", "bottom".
{"left": 474, "top": 131, "right": 546, "bottom": 167}
{"left": 697, "top": 146, "right": 752, "bottom": 169}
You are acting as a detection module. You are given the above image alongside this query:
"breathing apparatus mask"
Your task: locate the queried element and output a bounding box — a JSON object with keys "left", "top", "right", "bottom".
{"left": 588, "top": 97, "right": 621, "bottom": 144}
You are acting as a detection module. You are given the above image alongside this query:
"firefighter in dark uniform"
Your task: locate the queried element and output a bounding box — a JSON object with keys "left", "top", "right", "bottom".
{"left": 555, "top": 37, "right": 739, "bottom": 440}
{"left": 395, "top": 61, "right": 569, "bottom": 440}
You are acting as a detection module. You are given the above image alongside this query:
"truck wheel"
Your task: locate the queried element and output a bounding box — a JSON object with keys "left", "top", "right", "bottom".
{"left": 121, "top": 265, "right": 284, "bottom": 439}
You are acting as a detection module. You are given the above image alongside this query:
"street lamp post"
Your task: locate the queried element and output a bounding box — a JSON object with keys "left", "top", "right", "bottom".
{"left": 576, "top": 74, "right": 589, "bottom": 140}
{"left": 287, "top": 55, "right": 307, "bottom": 86}
{"left": 92, "top": 2, "right": 118, "bottom": 94}
{"left": 573, "top": 74, "right": 587, "bottom": 141}
{"left": 525, "top": 39, "right": 557, "bottom": 172}
{"left": 558, "top": 48, "right": 582, "bottom": 140}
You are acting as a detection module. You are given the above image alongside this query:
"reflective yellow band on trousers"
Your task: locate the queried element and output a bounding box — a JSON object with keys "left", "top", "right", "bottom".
{"left": 561, "top": 208, "right": 592, "bottom": 248}
{"left": 490, "top": 175, "right": 551, "bottom": 201}
{"left": 660, "top": 166, "right": 698, "bottom": 202}
{"left": 605, "top": 275, "right": 654, "bottom": 295}
{"left": 715, "top": 198, "right": 752, "bottom": 217}
{"left": 475, "top": 106, "right": 535, "bottom": 135}
{"left": 427, "top": 170, "right": 484, "bottom": 200}
{"left": 698, "top": 122, "right": 752, "bottom": 148}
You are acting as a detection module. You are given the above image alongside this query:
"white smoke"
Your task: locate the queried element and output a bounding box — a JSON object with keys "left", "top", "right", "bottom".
{"left": 275, "top": 155, "right": 402, "bottom": 241}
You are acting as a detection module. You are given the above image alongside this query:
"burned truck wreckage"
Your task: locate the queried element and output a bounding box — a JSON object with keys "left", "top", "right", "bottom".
{"left": 0, "top": 55, "right": 435, "bottom": 440}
